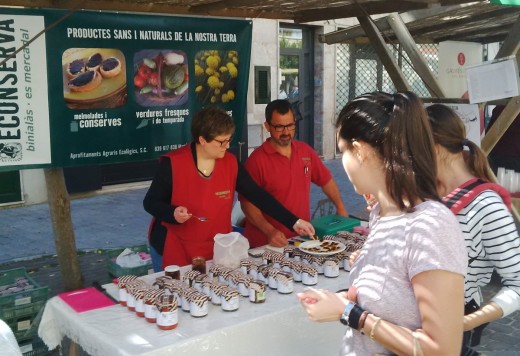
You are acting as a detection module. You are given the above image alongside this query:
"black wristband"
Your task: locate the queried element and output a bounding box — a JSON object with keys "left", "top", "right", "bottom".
{"left": 347, "top": 304, "right": 365, "bottom": 330}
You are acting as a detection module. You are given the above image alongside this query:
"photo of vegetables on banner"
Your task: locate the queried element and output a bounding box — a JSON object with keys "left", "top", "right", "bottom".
{"left": 133, "top": 49, "right": 189, "bottom": 107}
{"left": 194, "top": 50, "right": 238, "bottom": 104}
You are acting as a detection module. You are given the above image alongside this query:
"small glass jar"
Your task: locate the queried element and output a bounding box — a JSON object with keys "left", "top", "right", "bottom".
{"left": 201, "top": 280, "right": 212, "bottom": 296}
{"left": 125, "top": 280, "right": 146, "bottom": 312}
{"left": 237, "top": 274, "right": 253, "bottom": 297}
{"left": 292, "top": 249, "right": 303, "bottom": 261}
{"left": 154, "top": 276, "right": 173, "bottom": 290}
{"left": 189, "top": 291, "right": 209, "bottom": 317}
{"left": 267, "top": 267, "right": 281, "bottom": 290}
{"left": 117, "top": 275, "right": 138, "bottom": 306}
{"left": 290, "top": 261, "right": 303, "bottom": 282}
{"left": 248, "top": 261, "right": 261, "bottom": 280}
{"left": 133, "top": 287, "right": 148, "bottom": 317}
{"left": 220, "top": 288, "right": 240, "bottom": 312}
{"left": 257, "top": 265, "right": 269, "bottom": 284}
{"left": 208, "top": 265, "right": 221, "bottom": 281}
{"left": 276, "top": 271, "right": 294, "bottom": 294}
{"left": 280, "top": 259, "right": 292, "bottom": 273}
{"left": 228, "top": 271, "right": 244, "bottom": 289}
{"left": 180, "top": 287, "right": 197, "bottom": 312}
{"left": 301, "top": 253, "right": 313, "bottom": 266}
{"left": 144, "top": 289, "right": 164, "bottom": 323}
{"left": 164, "top": 280, "right": 184, "bottom": 305}
{"left": 193, "top": 274, "right": 209, "bottom": 293}
{"left": 182, "top": 270, "right": 201, "bottom": 287}
{"left": 156, "top": 294, "right": 178, "bottom": 330}
{"left": 337, "top": 251, "right": 351, "bottom": 271}
{"left": 283, "top": 245, "right": 295, "bottom": 259}
{"left": 240, "top": 258, "right": 254, "bottom": 275}
{"left": 209, "top": 282, "right": 227, "bottom": 305}
{"left": 271, "top": 252, "right": 284, "bottom": 269}
{"left": 262, "top": 250, "right": 273, "bottom": 265}
{"left": 323, "top": 257, "right": 340, "bottom": 278}
{"left": 248, "top": 280, "right": 266, "bottom": 303}
{"left": 312, "top": 256, "right": 326, "bottom": 275}
{"left": 192, "top": 256, "right": 206, "bottom": 274}
{"left": 164, "top": 265, "right": 180, "bottom": 280}
{"left": 218, "top": 267, "right": 234, "bottom": 284}
{"left": 302, "top": 265, "right": 318, "bottom": 286}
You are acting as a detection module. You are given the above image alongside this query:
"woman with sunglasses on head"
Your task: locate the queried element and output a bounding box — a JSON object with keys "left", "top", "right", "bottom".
{"left": 427, "top": 104, "right": 520, "bottom": 355}
{"left": 143, "top": 106, "right": 315, "bottom": 271}
{"left": 298, "top": 92, "right": 467, "bottom": 355}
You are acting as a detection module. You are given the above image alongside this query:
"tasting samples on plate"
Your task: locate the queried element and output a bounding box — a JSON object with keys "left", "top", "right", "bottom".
{"left": 298, "top": 240, "right": 346, "bottom": 256}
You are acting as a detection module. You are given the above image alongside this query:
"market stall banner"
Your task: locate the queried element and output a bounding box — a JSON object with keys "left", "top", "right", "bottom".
{"left": 0, "top": 8, "right": 252, "bottom": 171}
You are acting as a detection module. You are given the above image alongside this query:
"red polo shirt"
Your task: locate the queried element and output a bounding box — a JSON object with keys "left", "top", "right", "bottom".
{"left": 240, "top": 139, "right": 332, "bottom": 247}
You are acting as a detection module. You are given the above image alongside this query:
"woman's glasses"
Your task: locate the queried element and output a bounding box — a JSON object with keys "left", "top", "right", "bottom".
{"left": 213, "top": 137, "right": 233, "bottom": 147}
{"left": 269, "top": 123, "right": 296, "bottom": 132}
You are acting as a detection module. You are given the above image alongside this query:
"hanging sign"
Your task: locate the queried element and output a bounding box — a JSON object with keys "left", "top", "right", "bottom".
{"left": 0, "top": 8, "right": 252, "bottom": 171}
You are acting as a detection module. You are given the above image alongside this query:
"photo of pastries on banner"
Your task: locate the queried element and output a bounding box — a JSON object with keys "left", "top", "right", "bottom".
{"left": 133, "top": 49, "right": 189, "bottom": 107}
{"left": 62, "top": 48, "right": 127, "bottom": 110}
{"left": 194, "top": 50, "right": 238, "bottom": 104}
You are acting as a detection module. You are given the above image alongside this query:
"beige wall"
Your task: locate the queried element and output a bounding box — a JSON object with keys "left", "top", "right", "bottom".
{"left": 246, "top": 19, "right": 342, "bottom": 159}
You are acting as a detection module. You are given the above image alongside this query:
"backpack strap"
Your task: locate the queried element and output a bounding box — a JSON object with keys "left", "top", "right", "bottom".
{"left": 443, "top": 178, "right": 512, "bottom": 215}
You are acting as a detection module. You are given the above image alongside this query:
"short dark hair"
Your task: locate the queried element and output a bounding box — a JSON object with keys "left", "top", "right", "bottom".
{"left": 191, "top": 106, "right": 235, "bottom": 142}
{"left": 336, "top": 91, "right": 439, "bottom": 211}
{"left": 265, "top": 99, "right": 293, "bottom": 124}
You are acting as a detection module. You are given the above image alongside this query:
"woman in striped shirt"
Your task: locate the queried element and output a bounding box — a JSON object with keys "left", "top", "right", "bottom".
{"left": 427, "top": 104, "right": 520, "bottom": 354}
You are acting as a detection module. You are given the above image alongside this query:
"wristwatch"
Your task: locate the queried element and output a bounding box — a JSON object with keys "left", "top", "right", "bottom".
{"left": 339, "top": 301, "right": 355, "bottom": 326}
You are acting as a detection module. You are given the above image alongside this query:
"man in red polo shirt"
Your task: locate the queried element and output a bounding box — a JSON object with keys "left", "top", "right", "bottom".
{"left": 239, "top": 99, "right": 348, "bottom": 248}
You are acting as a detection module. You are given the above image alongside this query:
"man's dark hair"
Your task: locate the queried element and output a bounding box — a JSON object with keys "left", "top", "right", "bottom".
{"left": 265, "top": 99, "right": 293, "bottom": 124}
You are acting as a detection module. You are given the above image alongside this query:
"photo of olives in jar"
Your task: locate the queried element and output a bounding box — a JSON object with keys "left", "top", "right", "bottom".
{"left": 194, "top": 50, "right": 238, "bottom": 105}
{"left": 133, "top": 49, "right": 189, "bottom": 107}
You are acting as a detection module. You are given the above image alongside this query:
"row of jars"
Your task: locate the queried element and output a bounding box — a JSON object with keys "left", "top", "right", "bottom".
{"left": 116, "top": 270, "right": 270, "bottom": 330}
{"left": 207, "top": 264, "right": 294, "bottom": 294}
{"left": 117, "top": 276, "right": 180, "bottom": 330}
{"left": 239, "top": 249, "right": 350, "bottom": 280}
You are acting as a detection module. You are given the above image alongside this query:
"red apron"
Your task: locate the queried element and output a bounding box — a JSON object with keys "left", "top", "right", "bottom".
{"left": 161, "top": 146, "right": 237, "bottom": 268}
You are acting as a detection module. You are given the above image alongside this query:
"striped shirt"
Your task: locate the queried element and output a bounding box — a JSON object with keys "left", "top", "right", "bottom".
{"left": 456, "top": 190, "right": 520, "bottom": 315}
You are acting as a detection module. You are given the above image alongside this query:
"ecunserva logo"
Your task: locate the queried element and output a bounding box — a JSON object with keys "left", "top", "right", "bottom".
{"left": 0, "top": 142, "right": 22, "bottom": 161}
{"left": 0, "top": 15, "right": 50, "bottom": 166}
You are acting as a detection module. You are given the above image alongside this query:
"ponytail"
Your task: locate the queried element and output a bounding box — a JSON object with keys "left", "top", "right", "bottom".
{"left": 385, "top": 92, "right": 439, "bottom": 210}
{"left": 427, "top": 104, "right": 494, "bottom": 182}
{"left": 465, "top": 140, "right": 494, "bottom": 181}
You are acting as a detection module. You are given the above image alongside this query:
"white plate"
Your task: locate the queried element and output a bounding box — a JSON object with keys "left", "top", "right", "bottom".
{"left": 298, "top": 240, "right": 346, "bottom": 256}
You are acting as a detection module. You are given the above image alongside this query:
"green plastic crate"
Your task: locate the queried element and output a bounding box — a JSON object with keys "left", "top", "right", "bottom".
{"left": 1, "top": 299, "right": 47, "bottom": 320}
{"left": 19, "top": 337, "right": 50, "bottom": 356}
{"left": 105, "top": 245, "right": 152, "bottom": 277}
{"left": 0, "top": 268, "right": 49, "bottom": 320}
{"left": 8, "top": 313, "right": 40, "bottom": 343}
{"left": 311, "top": 214, "right": 361, "bottom": 237}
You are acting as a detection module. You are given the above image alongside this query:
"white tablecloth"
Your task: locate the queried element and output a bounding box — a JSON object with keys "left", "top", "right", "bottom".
{"left": 39, "top": 266, "right": 350, "bottom": 356}
{"left": 0, "top": 320, "right": 23, "bottom": 356}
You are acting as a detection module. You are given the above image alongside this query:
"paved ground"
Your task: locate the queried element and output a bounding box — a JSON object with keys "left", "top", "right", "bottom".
{"left": 1, "top": 159, "right": 519, "bottom": 355}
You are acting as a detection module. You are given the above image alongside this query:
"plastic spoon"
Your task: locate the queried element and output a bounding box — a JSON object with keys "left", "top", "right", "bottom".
{"left": 190, "top": 214, "right": 208, "bottom": 222}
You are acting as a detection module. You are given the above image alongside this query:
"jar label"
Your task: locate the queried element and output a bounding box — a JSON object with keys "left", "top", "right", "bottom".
{"left": 157, "top": 310, "right": 178, "bottom": 327}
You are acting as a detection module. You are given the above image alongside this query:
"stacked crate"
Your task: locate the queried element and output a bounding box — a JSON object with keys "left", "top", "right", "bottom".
{"left": 0, "top": 268, "right": 50, "bottom": 355}
{"left": 105, "top": 244, "right": 152, "bottom": 277}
